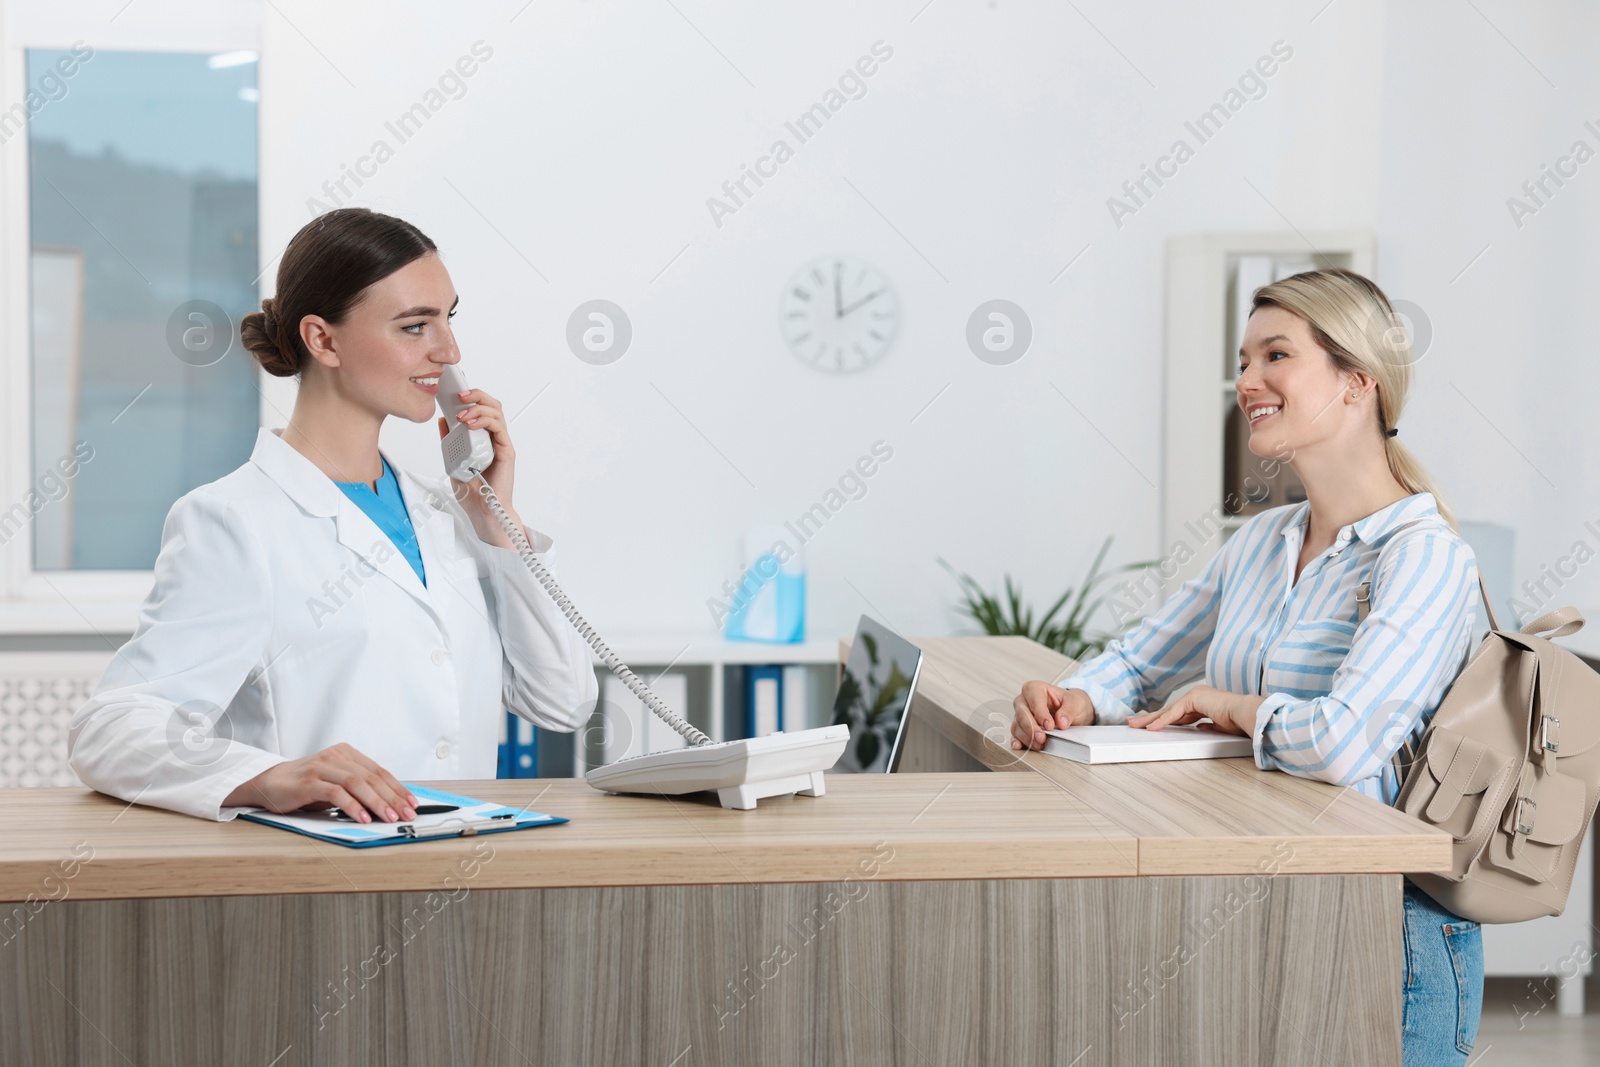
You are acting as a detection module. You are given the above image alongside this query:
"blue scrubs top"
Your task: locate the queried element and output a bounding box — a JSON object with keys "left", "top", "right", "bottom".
{"left": 334, "top": 456, "right": 426, "bottom": 587}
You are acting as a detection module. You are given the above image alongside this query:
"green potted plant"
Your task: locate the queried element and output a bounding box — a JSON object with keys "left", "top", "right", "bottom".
{"left": 938, "top": 537, "right": 1160, "bottom": 661}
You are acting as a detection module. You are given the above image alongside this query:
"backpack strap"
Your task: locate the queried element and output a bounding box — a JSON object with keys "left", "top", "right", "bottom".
{"left": 1517, "top": 605, "right": 1585, "bottom": 640}
{"left": 1356, "top": 571, "right": 1498, "bottom": 630}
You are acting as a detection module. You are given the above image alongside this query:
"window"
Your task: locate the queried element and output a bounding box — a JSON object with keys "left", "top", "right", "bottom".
{"left": 22, "top": 47, "right": 259, "bottom": 571}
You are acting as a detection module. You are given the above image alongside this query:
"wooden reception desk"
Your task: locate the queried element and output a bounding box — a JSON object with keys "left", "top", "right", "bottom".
{"left": 0, "top": 637, "right": 1448, "bottom": 1067}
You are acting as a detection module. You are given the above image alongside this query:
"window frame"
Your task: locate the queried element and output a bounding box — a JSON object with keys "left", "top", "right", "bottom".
{"left": 0, "top": 3, "right": 262, "bottom": 634}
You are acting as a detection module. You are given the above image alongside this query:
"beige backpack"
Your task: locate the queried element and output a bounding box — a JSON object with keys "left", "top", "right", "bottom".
{"left": 1358, "top": 568, "right": 1597, "bottom": 923}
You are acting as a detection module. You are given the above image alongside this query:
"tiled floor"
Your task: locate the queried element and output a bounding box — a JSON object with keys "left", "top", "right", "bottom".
{"left": 1468, "top": 978, "right": 1600, "bottom": 1065}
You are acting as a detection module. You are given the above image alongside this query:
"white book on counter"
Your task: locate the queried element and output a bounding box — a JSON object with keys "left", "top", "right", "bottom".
{"left": 1042, "top": 724, "right": 1253, "bottom": 764}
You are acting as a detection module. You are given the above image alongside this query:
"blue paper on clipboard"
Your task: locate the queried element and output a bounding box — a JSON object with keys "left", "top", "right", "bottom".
{"left": 238, "top": 784, "right": 566, "bottom": 848}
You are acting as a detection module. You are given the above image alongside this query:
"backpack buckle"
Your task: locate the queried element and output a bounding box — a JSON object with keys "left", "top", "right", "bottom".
{"left": 1542, "top": 716, "right": 1561, "bottom": 754}
{"left": 1516, "top": 796, "right": 1537, "bottom": 835}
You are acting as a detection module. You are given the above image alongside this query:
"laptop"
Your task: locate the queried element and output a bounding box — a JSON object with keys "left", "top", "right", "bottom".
{"left": 830, "top": 615, "right": 924, "bottom": 773}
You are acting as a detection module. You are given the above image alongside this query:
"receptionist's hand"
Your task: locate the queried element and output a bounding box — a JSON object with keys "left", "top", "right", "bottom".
{"left": 1128, "top": 684, "right": 1264, "bottom": 736}
{"left": 1011, "top": 682, "right": 1094, "bottom": 750}
{"left": 224, "top": 743, "right": 419, "bottom": 824}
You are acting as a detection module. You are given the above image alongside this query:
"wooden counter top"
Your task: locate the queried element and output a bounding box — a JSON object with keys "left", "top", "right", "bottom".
{"left": 0, "top": 772, "right": 1137, "bottom": 902}
{"left": 1, "top": 636, "right": 1449, "bottom": 903}
{"left": 906, "top": 635, "right": 1453, "bottom": 877}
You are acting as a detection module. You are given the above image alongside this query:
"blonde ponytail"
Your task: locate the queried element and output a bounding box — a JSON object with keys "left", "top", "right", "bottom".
{"left": 1385, "top": 438, "right": 1457, "bottom": 531}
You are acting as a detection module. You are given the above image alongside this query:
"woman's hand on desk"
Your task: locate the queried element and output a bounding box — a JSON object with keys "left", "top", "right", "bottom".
{"left": 1127, "top": 685, "right": 1266, "bottom": 736}
{"left": 223, "top": 743, "right": 419, "bottom": 824}
{"left": 1010, "top": 682, "right": 1094, "bottom": 750}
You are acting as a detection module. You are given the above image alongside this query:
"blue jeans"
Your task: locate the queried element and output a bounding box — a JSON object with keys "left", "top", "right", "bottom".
{"left": 1402, "top": 879, "right": 1483, "bottom": 1065}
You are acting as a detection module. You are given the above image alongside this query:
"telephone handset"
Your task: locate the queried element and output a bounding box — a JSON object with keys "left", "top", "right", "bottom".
{"left": 435, "top": 364, "right": 848, "bottom": 809}
{"left": 438, "top": 364, "right": 495, "bottom": 482}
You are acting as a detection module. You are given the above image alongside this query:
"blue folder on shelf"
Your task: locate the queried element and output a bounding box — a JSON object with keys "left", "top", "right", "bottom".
{"left": 238, "top": 783, "right": 567, "bottom": 848}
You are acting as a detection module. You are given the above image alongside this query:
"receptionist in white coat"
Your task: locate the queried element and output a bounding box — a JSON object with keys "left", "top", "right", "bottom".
{"left": 69, "top": 207, "right": 597, "bottom": 823}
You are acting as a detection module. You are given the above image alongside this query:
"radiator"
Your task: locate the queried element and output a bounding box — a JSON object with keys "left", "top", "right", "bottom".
{"left": 0, "top": 653, "right": 114, "bottom": 788}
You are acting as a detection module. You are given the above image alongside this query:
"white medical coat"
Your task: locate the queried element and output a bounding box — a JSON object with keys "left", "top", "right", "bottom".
{"left": 69, "top": 426, "right": 598, "bottom": 820}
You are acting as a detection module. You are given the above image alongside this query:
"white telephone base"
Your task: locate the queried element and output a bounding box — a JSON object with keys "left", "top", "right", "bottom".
{"left": 583, "top": 726, "right": 850, "bottom": 810}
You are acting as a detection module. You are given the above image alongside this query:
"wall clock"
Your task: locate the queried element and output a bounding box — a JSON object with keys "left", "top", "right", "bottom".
{"left": 779, "top": 256, "right": 898, "bottom": 373}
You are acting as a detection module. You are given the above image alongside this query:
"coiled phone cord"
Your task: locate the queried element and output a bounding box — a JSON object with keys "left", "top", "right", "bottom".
{"left": 475, "top": 478, "right": 714, "bottom": 749}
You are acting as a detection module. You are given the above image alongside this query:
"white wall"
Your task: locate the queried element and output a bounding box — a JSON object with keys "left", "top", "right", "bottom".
{"left": 251, "top": 0, "right": 1599, "bottom": 647}
{"left": 1373, "top": 1, "right": 1600, "bottom": 650}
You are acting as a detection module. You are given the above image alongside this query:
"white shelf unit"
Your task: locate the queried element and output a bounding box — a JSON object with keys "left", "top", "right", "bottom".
{"left": 1161, "top": 232, "right": 1375, "bottom": 593}
{"left": 561, "top": 633, "right": 842, "bottom": 775}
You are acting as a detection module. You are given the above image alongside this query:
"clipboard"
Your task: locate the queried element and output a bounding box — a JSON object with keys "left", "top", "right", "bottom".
{"left": 238, "top": 784, "right": 567, "bottom": 848}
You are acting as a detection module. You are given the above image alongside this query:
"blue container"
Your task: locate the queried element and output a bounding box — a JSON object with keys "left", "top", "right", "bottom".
{"left": 724, "top": 548, "right": 806, "bottom": 644}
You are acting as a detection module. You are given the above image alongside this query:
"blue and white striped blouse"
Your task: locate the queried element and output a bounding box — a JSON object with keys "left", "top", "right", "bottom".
{"left": 1053, "top": 492, "right": 1479, "bottom": 805}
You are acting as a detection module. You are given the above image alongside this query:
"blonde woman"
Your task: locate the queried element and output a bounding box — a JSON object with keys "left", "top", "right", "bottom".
{"left": 1011, "top": 269, "right": 1482, "bottom": 1064}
